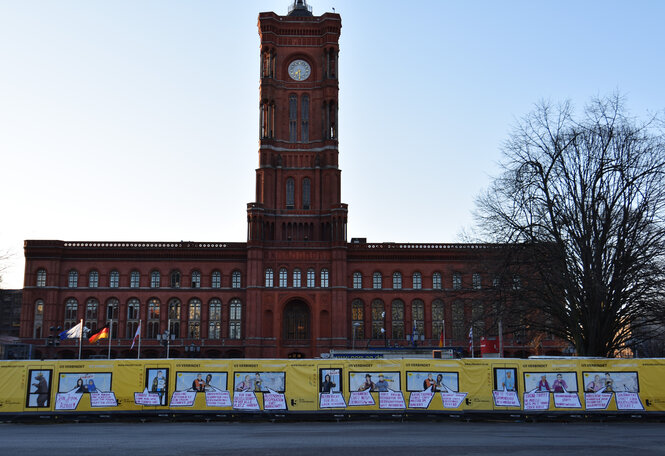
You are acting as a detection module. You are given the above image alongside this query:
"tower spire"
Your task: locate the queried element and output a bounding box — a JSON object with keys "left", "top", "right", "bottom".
{"left": 288, "top": 0, "right": 313, "bottom": 16}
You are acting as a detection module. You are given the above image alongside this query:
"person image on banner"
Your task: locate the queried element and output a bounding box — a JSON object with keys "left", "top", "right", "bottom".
{"left": 538, "top": 375, "right": 551, "bottom": 392}
{"left": 423, "top": 373, "right": 436, "bottom": 391}
{"left": 552, "top": 374, "right": 568, "bottom": 393}
{"left": 192, "top": 373, "right": 206, "bottom": 392}
{"left": 358, "top": 374, "right": 375, "bottom": 392}
{"left": 321, "top": 374, "right": 336, "bottom": 393}
{"left": 501, "top": 370, "right": 515, "bottom": 391}
{"left": 151, "top": 370, "right": 167, "bottom": 405}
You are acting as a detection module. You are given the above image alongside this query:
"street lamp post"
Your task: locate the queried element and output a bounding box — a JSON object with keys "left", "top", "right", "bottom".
{"left": 157, "top": 320, "right": 175, "bottom": 358}
{"left": 352, "top": 322, "right": 361, "bottom": 350}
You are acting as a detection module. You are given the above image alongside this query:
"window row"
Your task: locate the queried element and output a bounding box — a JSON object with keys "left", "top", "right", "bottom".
{"left": 264, "top": 268, "right": 329, "bottom": 288}
{"left": 34, "top": 297, "right": 242, "bottom": 341}
{"left": 35, "top": 269, "right": 242, "bottom": 289}
{"left": 352, "top": 271, "right": 522, "bottom": 291}
{"left": 351, "top": 298, "right": 489, "bottom": 342}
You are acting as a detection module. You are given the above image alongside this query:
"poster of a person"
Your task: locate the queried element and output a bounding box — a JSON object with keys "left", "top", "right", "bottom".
{"left": 494, "top": 368, "right": 517, "bottom": 391}
{"left": 234, "top": 372, "right": 285, "bottom": 393}
{"left": 406, "top": 372, "right": 459, "bottom": 392}
{"left": 176, "top": 372, "right": 227, "bottom": 393}
{"left": 524, "top": 372, "right": 578, "bottom": 393}
{"left": 350, "top": 372, "right": 400, "bottom": 392}
{"left": 147, "top": 369, "right": 168, "bottom": 406}
{"left": 57, "top": 372, "right": 111, "bottom": 394}
{"left": 583, "top": 372, "right": 638, "bottom": 393}
{"left": 320, "top": 369, "right": 341, "bottom": 393}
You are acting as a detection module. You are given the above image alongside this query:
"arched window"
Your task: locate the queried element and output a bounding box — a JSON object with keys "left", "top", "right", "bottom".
{"left": 191, "top": 271, "right": 201, "bottom": 288}
{"left": 279, "top": 268, "right": 288, "bottom": 287}
{"left": 302, "top": 177, "right": 311, "bottom": 210}
{"left": 372, "top": 272, "right": 382, "bottom": 289}
{"left": 88, "top": 271, "right": 99, "bottom": 288}
{"left": 351, "top": 299, "right": 364, "bottom": 340}
{"left": 211, "top": 270, "right": 221, "bottom": 288}
{"left": 391, "top": 299, "right": 404, "bottom": 340}
{"left": 127, "top": 298, "right": 140, "bottom": 338}
{"left": 392, "top": 272, "right": 402, "bottom": 289}
{"left": 170, "top": 271, "right": 181, "bottom": 288}
{"left": 293, "top": 269, "right": 301, "bottom": 288}
{"left": 130, "top": 270, "right": 140, "bottom": 288}
{"left": 168, "top": 299, "right": 181, "bottom": 338}
{"left": 64, "top": 298, "right": 78, "bottom": 329}
{"left": 109, "top": 270, "right": 119, "bottom": 288}
{"left": 106, "top": 298, "right": 119, "bottom": 338}
{"left": 352, "top": 272, "right": 362, "bottom": 289}
{"left": 85, "top": 299, "right": 99, "bottom": 332}
{"left": 286, "top": 178, "right": 295, "bottom": 209}
{"left": 433, "top": 272, "right": 442, "bottom": 290}
{"left": 371, "top": 299, "right": 385, "bottom": 339}
{"left": 473, "top": 273, "right": 482, "bottom": 290}
{"left": 412, "top": 299, "right": 425, "bottom": 338}
{"left": 306, "top": 268, "right": 316, "bottom": 287}
{"left": 412, "top": 272, "right": 422, "bottom": 289}
{"left": 472, "top": 301, "right": 485, "bottom": 337}
{"left": 232, "top": 271, "right": 241, "bottom": 288}
{"left": 229, "top": 298, "right": 242, "bottom": 339}
{"left": 289, "top": 94, "right": 297, "bottom": 142}
{"left": 453, "top": 273, "right": 462, "bottom": 290}
{"left": 36, "top": 269, "right": 46, "bottom": 287}
{"left": 147, "top": 298, "right": 161, "bottom": 338}
{"left": 301, "top": 95, "right": 309, "bottom": 142}
{"left": 432, "top": 299, "right": 444, "bottom": 342}
{"left": 34, "top": 300, "right": 44, "bottom": 338}
{"left": 150, "top": 270, "right": 160, "bottom": 288}
{"left": 320, "top": 269, "right": 329, "bottom": 287}
{"left": 265, "top": 268, "right": 274, "bottom": 288}
{"left": 209, "top": 299, "right": 222, "bottom": 339}
{"left": 68, "top": 270, "right": 78, "bottom": 288}
{"left": 188, "top": 299, "right": 201, "bottom": 338}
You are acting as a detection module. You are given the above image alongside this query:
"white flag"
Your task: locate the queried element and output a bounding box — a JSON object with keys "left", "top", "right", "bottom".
{"left": 130, "top": 322, "right": 141, "bottom": 350}
{"left": 59, "top": 321, "right": 83, "bottom": 340}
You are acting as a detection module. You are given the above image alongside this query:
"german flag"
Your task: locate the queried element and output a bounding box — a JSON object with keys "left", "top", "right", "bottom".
{"left": 89, "top": 326, "right": 109, "bottom": 343}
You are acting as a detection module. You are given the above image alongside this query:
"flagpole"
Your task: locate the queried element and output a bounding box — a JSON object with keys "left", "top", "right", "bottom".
{"left": 138, "top": 320, "right": 142, "bottom": 359}
{"left": 78, "top": 319, "right": 83, "bottom": 360}
{"left": 108, "top": 322, "right": 113, "bottom": 359}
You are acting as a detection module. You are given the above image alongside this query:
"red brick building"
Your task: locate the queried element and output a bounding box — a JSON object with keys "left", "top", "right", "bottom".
{"left": 20, "top": 1, "right": 564, "bottom": 360}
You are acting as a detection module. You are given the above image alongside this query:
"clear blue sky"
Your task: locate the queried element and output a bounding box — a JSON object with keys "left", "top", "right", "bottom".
{"left": 1, "top": 0, "right": 664, "bottom": 289}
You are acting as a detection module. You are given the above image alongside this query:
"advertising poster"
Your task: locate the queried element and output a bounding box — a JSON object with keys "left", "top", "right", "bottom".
{"left": 234, "top": 371, "right": 285, "bottom": 393}
{"left": 524, "top": 372, "right": 578, "bottom": 393}
{"left": 349, "top": 371, "right": 400, "bottom": 392}
{"left": 406, "top": 371, "right": 459, "bottom": 392}
{"left": 145, "top": 368, "right": 169, "bottom": 406}
{"left": 583, "top": 372, "right": 639, "bottom": 393}
{"left": 58, "top": 372, "right": 112, "bottom": 394}
{"left": 26, "top": 369, "right": 52, "bottom": 408}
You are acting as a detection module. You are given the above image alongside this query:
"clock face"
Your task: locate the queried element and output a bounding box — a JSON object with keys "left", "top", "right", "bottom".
{"left": 288, "top": 59, "right": 311, "bottom": 81}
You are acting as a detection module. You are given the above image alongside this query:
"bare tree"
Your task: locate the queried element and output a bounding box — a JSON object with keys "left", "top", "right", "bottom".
{"left": 475, "top": 94, "right": 665, "bottom": 357}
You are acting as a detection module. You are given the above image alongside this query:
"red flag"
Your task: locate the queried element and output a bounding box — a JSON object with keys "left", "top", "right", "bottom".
{"left": 438, "top": 328, "right": 444, "bottom": 347}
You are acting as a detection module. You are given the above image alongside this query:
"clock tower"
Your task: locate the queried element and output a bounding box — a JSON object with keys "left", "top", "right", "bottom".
{"left": 248, "top": 0, "right": 346, "bottom": 245}
{"left": 245, "top": 0, "right": 347, "bottom": 358}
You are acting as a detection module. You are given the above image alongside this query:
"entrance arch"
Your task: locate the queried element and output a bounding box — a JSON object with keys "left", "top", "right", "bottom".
{"left": 283, "top": 300, "right": 311, "bottom": 341}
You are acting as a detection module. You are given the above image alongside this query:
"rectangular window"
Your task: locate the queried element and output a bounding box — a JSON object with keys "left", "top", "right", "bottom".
{"left": 289, "top": 95, "right": 297, "bottom": 142}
